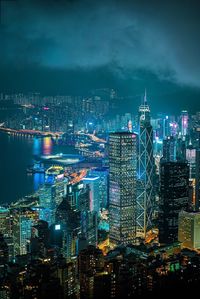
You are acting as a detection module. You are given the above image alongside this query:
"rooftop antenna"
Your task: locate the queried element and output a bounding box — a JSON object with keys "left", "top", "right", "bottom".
{"left": 144, "top": 88, "right": 147, "bottom": 104}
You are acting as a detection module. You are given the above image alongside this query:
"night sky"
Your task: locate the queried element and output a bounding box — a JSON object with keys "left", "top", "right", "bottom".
{"left": 0, "top": 0, "right": 200, "bottom": 114}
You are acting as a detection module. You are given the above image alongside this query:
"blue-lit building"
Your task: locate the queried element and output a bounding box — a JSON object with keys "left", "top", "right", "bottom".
{"left": 32, "top": 206, "right": 52, "bottom": 224}
{"left": 78, "top": 185, "right": 98, "bottom": 247}
{"left": 38, "top": 183, "right": 56, "bottom": 225}
{"left": 82, "top": 175, "right": 100, "bottom": 213}
{"left": 12, "top": 209, "right": 39, "bottom": 256}
{"left": 66, "top": 182, "right": 98, "bottom": 246}
{"left": 180, "top": 110, "right": 189, "bottom": 139}
{"left": 38, "top": 175, "right": 68, "bottom": 225}
{"left": 66, "top": 181, "right": 84, "bottom": 210}
{"left": 90, "top": 167, "right": 109, "bottom": 209}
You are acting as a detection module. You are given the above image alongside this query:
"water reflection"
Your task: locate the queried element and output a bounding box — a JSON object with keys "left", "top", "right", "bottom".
{"left": 32, "top": 137, "right": 52, "bottom": 192}
{"left": 33, "top": 137, "right": 41, "bottom": 156}
{"left": 34, "top": 172, "right": 45, "bottom": 191}
{"left": 42, "top": 137, "right": 53, "bottom": 155}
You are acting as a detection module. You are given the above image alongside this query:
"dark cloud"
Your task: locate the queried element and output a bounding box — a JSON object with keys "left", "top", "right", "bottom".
{"left": 0, "top": 0, "right": 200, "bottom": 91}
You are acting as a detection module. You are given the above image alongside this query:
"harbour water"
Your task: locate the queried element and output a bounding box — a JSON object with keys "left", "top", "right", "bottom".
{"left": 0, "top": 133, "right": 77, "bottom": 204}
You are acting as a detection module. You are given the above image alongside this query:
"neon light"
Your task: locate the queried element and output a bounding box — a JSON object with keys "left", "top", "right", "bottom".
{"left": 83, "top": 176, "right": 99, "bottom": 181}
{"left": 55, "top": 224, "right": 61, "bottom": 230}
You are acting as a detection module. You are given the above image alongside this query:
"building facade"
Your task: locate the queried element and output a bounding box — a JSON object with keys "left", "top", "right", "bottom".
{"left": 109, "top": 132, "right": 137, "bottom": 246}
{"left": 178, "top": 210, "right": 200, "bottom": 250}
{"left": 137, "top": 93, "right": 154, "bottom": 238}
{"left": 159, "top": 161, "right": 189, "bottom": 244}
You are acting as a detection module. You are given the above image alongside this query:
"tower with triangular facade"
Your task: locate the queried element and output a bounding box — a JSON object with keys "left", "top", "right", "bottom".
{"left": 136, "top": 90, "right": 154, "bottom": 239}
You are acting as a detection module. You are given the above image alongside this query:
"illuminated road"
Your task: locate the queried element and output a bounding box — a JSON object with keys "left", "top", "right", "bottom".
{"left": 0, "top": 127, "right": 63, "bottom": 137}
{"left": 77, "top": 132, "right": 106, "bottom": 143}
{"left": 68, "top": 169, "right": 88, "bottom": 184}
{"left": 78, "top": 148, "right": 104, "bottom": 158}
{"left": 87, "top": 133, "right": 106, "bottom": 143}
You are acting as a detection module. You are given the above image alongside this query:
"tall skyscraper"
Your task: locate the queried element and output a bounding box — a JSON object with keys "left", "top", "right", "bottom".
{"left": 82, "top": 175, "right": 100, "bottom": 213}
{"left": 90, "top": 167, "right": 109, "bottom": 209}
{"left": 109, "top": 132, "right": 137, "bottom": 246}
{"left": 55, "top": 198, "right": 81, "bottom": 260}
{"left": 195, "top": 128, "right": 200, "bottom": 211}
{"left": 162, "top": 136, "right": 177, "bottom": 162}
{"left": 159, "top": 161, "right": 189, "bottom": 244}
{"left": 78, "top": 185, "right": 98, "bottom": 247}
{"left": 176, "top": 138, "right": 186, "bottom": 161}
{"left": 186, "top": 145, "right": 196, "bottom": 179}
{"left": 180, "top": 110, "right": 189, "bottom": 138}
{"left": 12, "top": 208, "right": 39, "bottom": 256}
{"left": 137, "top": 92, "right": 154, "bottom": 238}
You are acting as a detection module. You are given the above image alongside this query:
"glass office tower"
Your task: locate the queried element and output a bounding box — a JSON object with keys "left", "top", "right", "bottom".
{"left": 137, "top": 92, "right": 154, "bottom": 238}
{"left": 109, "top": 132, "right": 137, "bottom": 246}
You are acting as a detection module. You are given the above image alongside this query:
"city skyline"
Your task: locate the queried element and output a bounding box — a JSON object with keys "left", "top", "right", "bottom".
{"left": 1, "top": 0, "right": 200, "bottom": 298}
{"left": 1, "top": 0, "right": 200, "bottom": 113}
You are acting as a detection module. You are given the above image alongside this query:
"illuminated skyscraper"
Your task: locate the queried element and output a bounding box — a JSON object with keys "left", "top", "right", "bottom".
{"left": 195, "top": 128, "right": 200, "bottom": 211}
{"left": 78, "top": 184, "right": 98, "bottom": 247}
{"left": 82, "top": 175, "right": 100, "bottom": 213}
{"left": 64, "top": 182, "right": 98, "bottom": 248}
{"left": 180, "top": 110, "right": 188, "bottom": 138}
{"left": 0, "top": 207, "right": 11, "bottom": 237}
{"left": 38, "top": 175, "right": 67, "bottom": 225}
{"left": 162, "top": 136, "right": 177, "bottom": 162}
{"left": 0, "top": 207, "right": 13, "bottom": 261}
{"left": 186, "top": 145, "right": 196, "bottom": 178}
{"left": 12, "top": 208, "right": 39, "bottom": 256}
{"left": 90, "top": 167, "right": 109, "bottom": 209}
{"left": 0, "top": 234, "right": 8, "bottom": 280}
{"left": 137, "top": 92, "right": 154, "bottom": 238}
{"left": 109, "top": 132, "right": 137, "bottom": 246}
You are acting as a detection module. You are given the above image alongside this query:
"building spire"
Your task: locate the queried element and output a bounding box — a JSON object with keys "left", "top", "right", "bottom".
{"left": 144, "top": 88, "right": 147, "bottom": 104}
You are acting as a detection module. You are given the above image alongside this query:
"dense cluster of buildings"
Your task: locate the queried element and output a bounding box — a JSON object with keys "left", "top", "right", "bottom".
{"left": 1, "top": 90, "right": 200, "bottom": 297}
